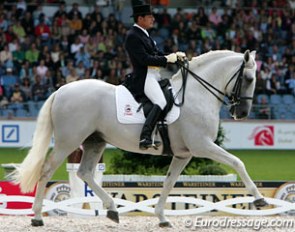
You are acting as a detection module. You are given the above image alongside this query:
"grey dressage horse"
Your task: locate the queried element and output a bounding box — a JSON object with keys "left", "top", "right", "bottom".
{"left": 12, "top": 50, "right": 267, "bottom": 227}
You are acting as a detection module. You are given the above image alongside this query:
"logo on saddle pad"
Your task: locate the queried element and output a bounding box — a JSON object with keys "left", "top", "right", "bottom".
{"left": 124, "top": 104, "right": 133, "bottom": 116}
{"left": 116, "top": 85, "right": 180, "bottom": 124}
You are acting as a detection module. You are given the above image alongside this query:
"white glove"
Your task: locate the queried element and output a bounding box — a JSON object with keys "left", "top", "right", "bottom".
{"left": 176, "top": 51, "right": 186, "bottom": 61}
{"left": 165, "top": 53, "right": 177, "bottom": 63}
{"left": 176, "top": 51, "right": 186, "bottom": 58}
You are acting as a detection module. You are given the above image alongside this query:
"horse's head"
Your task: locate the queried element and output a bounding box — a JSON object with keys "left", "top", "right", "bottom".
{"left": 227, "top": 50, "right": 257, "bottom": 120}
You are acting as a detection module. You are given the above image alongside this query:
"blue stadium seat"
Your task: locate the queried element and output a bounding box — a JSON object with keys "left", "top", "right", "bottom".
{"left": 220, "top": 105, "right": 231, "bottom": 119}
{"left": 27, "top": 101, "right": 39, "bottom": 117}
{"left": 282, "top": 94, "right": 295, "bottom": 105}
{"left": 15, "top": 109, "right": 29, "bottom": 117}
{"left": 270, "top": 94, "right": 282, "bottom": 105}
{"left": 1, "top": 109, "right": 14, "bottom": 118}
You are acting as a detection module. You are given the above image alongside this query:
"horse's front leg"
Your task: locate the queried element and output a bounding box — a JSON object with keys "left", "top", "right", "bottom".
{"left": 155, "top": 156, "right": 191, "bottom": 227}
{"left": 194, "top": 143, "right": 268, "bottom": 207}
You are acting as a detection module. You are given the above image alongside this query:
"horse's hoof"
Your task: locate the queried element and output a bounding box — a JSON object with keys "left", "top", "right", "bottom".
{"left": 31, "top": 219, "right": 44, "bottom": 227}
{"left": 107, "top": 210, "right": 119, "bottom": 223}
{"left": 159, "top": 221, "right": 172, "bottom": 228}
{"left": 253, "top": 198, "right": 268, "bottom": 208}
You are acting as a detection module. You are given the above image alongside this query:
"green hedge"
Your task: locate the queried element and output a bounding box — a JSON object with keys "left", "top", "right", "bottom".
{"left": 107, "top": 124, "right": 227, "bottom": 175}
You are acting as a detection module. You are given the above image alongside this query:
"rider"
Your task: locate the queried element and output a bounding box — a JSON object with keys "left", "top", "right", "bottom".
{"left": 125, "top": 0, "right": 185, "bottom": 150}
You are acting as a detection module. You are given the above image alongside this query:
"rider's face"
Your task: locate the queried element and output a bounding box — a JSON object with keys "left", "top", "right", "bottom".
{"left": 138, "top": 14, "right": 154, "bottom": 29}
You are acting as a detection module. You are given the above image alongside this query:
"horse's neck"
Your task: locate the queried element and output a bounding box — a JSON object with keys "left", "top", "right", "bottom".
{"left": 172, "top": 52, "right": 243, "bottom": 94}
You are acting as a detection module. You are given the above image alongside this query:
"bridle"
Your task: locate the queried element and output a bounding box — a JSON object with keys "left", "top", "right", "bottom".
{"left": 174, "top": 58, "right": 254, "bottom": 108}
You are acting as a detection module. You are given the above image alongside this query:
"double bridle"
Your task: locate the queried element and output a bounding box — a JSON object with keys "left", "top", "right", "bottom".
{"left": 174, "top": 59, "right": 253, "bottom": 108}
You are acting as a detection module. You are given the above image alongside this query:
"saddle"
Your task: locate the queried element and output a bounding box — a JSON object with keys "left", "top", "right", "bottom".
{"left": 122, "top": 74, "right": 175, "bottom": 156}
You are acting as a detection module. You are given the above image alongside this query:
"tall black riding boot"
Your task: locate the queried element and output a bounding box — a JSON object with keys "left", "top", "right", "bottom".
{"left": 139, "top": 104, "right": 162, "bottom": 150}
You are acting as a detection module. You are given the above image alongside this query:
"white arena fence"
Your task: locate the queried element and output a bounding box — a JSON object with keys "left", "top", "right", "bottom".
{"left": 0, "top": 195, "right": 294, "bottom": 216}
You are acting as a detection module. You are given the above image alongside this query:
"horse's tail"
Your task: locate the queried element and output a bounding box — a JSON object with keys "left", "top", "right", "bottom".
{"left": 11, "top": 92, "right": 56, "bottom": 193}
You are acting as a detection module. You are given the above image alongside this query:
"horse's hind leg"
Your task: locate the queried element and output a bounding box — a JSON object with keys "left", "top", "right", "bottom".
{"left": 77, "top": 139, "right": 119, "bottom": 223}
{"left": 32, "top": 148, "right": 69, "bottom": 226}
{"left": 155, "top": 156, "right": 191, "bottom": 227}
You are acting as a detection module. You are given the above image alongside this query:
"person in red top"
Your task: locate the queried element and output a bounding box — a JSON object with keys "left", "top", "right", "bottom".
{"left": 35, "top": 16, "right": 51, "bottom": 46}
{"left": 34, "top": 17, "right": 51, "bottom": 39}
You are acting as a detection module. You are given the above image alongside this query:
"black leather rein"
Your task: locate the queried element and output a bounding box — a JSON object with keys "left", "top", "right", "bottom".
{"left": 174, "top": 59, "right": 253, "bottom": 107}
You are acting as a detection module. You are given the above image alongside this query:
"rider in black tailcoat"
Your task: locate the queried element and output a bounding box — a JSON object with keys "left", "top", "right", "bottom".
{"left": 125, "top": 0, "right": 185, "bottom": 150}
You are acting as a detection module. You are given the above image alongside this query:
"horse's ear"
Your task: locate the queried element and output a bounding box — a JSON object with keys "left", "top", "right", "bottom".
{"left": 250, "top": 50, "right": 256, "bottom": 59}
{"left": 244, "top": 50, "right": 250, "bottom": 62}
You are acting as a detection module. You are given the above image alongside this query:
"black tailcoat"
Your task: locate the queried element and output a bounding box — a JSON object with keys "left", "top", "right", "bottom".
{"left": 124, "top": 26, "right": 167, "bottom": 97}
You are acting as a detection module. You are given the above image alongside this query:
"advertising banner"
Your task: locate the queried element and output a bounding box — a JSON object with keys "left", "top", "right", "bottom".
{"left": 0, "top": 181, "right": 35, "bottom": 212}
{"left": 0, "top": 181, "right": 294, "bottom": 216}
{"left": 1, "top": 120, "right": 295, "bottom": 149}
{"left": 222, "top": 121, "right": 295, "bottom": 150}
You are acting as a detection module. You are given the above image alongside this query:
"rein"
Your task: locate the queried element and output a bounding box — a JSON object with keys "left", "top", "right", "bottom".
{"left": 175, "top": 59, "right": 251, "bottom": 107}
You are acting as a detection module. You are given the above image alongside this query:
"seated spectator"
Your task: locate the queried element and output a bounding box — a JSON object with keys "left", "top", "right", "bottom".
{"left": 8, "top": 38, "right": 20, "bottom": 53}
{"left": 75, "top": 61, "right": 85, "bottom": 79}
{"left": 285, "top": 75, "right": 295, "bottom": 96}
{"left": 66, "top": 67, "right": 79, "bottom": 83}
{"left": 85, "top": 37, "right": 97, "bottom": 58}
{"left": 255, "top": 72, "right": 267, "bottom": 95}
{"left": 68, "top": 2, "right": 82, "bottom": 20}
{"left": 20, "top": 77, "right": 32, "bottom": 101}
{"left": 0, "top": 13, "right": 8, "bottom": 31}
{"left": 0, "top": 43, "right": 13, "bottom": 69}
{"left": 209, "top": 7, "right": 222, "bottom": 27}
{"left": 51, "top": 18, "right": 62, "bottom": 43}
{"left": 34, "top": 16, "right": 51, "bottom": 46}
{"left": 61, "top": 59, "right": 74, "bottom": 78}
{"left": 70, "top": 37, "right": 83, "bottom": 58}
{"left": 36, "top": 59, "right": 48, "bottom": 79}
{"left": 265, "top": 73, "right": 279, "bottom": 95}
{"left": 51, "top": 43, "right": 61, "bottom": 68}
{"left": 0, "top": 68, "right": 18, "bottom": 97}
{"left": 256, "top": 96, "right": 271, "bottom": 119}
{"left": 75, "top": 46, "right": 91, "bottom": 69}
{"left": 21, "top": 11, "right": 34, "bottom": 37}
{"left": 19, "top": 61, "right": 32, "bottom": 81}
{"left": 79, "top": 29, "right": 90, "bottom": 45}
{"left": 53, "top": 1, "right": 67, "bottom": 20}
{"left": 12, "top": 44, "right": 25, "bottom": 72}
{"left": 31, "top": 75, "right": 46, "bottom": 101}
{"left": 69, "top": 13, "right": 83, "bottom": 35}
{"left": 25, "top": 43, "right": 39, "bottom": 65}
{"left": 10, "top": 83, "right": 24, "bottom": 103}
{"left": 42, "top": 70, "right": 54, "bottom": 97}
{"left": 12, "top": 20, "right": 26, "bottom": 43}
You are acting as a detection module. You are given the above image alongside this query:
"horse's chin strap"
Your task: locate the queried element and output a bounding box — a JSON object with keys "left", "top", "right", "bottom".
{"left": 176, "top": 60, "right": 252, "bottom": 108}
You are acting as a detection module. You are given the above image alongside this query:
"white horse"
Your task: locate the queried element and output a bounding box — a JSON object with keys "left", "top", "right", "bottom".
{"left": 12, "top": 50, "right": 267, "bottom": 227}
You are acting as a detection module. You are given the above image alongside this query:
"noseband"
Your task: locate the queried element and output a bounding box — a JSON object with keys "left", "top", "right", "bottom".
{"left": 175, "top": 59, "right": 253, "bottom": 107}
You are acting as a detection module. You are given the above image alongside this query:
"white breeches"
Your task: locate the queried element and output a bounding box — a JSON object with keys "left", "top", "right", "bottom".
{"left": 144, "top": 68, "right": 167, "bottom": 110}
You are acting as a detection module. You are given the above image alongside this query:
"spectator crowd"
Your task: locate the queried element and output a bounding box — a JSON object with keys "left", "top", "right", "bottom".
{"left": 0, "top": 0, "right": 294, "bottom": 118}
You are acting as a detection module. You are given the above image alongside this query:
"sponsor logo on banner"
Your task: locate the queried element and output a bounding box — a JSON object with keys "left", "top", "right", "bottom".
{"left": 274, "top": 183, "right": 295, "bottom": 216}
{"left": 45, "top": 183, "right": 71, "bottom": 216}
{"left": 248, "top": 125, "right": 274, "bottom": 146}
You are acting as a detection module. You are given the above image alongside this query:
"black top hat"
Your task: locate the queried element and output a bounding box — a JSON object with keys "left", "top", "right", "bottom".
{"left": 131, "top": 0, "right": 153, "bottom": 17}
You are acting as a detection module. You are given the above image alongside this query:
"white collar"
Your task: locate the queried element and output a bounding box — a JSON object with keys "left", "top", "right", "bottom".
{"left": 134, "top": 23, "right": 149, "bottom": 37}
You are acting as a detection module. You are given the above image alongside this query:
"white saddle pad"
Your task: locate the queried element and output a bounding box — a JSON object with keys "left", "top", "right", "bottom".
{"left": 115, "top": 85, "right": 180, "bottom": 124}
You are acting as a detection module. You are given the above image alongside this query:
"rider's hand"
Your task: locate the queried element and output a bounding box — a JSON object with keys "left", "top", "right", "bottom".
{"left": 165, "top": 53, "right": 177, "bottom": 63}
{"left": 176, "top": 51, "right": 186, "bottom": 58}
{"left": 176, "top": 51, "right": 186, "bottom": 61}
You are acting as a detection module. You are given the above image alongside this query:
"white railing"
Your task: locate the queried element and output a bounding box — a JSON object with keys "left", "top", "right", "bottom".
{"left": 0, "top": 196, "right": 294, "bottom": 216}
